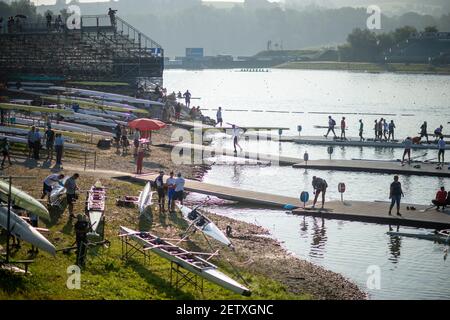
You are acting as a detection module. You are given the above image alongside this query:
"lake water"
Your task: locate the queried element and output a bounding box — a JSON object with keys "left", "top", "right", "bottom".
{"left": 165, "top": 69, "right": 450, "bottom": 300}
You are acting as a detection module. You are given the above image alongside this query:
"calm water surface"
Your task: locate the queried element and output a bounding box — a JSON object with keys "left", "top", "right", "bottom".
{"left": 165, "top": 69, "right": 450, "bottom": 300}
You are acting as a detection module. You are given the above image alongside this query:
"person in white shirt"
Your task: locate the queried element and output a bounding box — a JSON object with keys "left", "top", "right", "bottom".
{"left": 231, "top": 124, "right": 243, "bottom": 153}
{"left": 41, "top": 173, "right": 65, "bottom": 202}
{"left": 402, "top": 137, "right": 413, "bottom": 165}
{"left": 438, "top": 136, "right": 446, "bottom": 167}
{"left": 174, "top": 173, "right": 185, "bottom": 205}
{"left": 166, "top": 171, "right": 177, "bottom": 212}
{"left": 216, "top": 107, "right": 223, "bottom": 127}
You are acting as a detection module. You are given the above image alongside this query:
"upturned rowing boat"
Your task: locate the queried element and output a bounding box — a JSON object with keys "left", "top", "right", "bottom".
{"left": 0, "top": 180, "right": 49, "bottom": 219}
{"left": 86, "top": 181, "right": 106, "bottom": 235}
{"left": 0, "top": 207, "right": 55, "bottom": 255}
{"left": 137, "top": 182, "right": 153, "bottom": 216}
{"left": 177, "top": 204, "right": 232, "bottom": 247}
{"left": 119, "top": 226, "right": 250, "bottom": 296}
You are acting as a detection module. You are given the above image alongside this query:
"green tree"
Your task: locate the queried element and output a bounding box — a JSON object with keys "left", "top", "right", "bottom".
{"left": 424, "top": 26, "right": 438, "bottom": 32}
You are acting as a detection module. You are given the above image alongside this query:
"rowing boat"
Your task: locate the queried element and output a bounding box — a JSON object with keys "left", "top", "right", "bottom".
{"left": 0, "top": 134, "right": 85, "bottom": 152}
{"left": 119, "top": 226, "right": 250, "bottom": 296}
{"left": 0, "top": 207, "right": 55, "bottom": 255}
{"left": 177, "top": 204, "right": 232, "bottom": 247}
{"left": 138, "top": 182, "right": 153, "bottom": 215}
{"left": 0, "top": 180, "right": 49, "bottom": 219}
{"left": 387, "top": 230, "right": 450, "bottom": 243}
{"left": 86, "top": 181, "right": 106, "bottom": 235}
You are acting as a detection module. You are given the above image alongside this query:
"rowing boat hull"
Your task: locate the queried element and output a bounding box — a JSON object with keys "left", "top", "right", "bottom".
{"left": 119, "top": 226, "right": 250, "bottom": 296}
{"left": 138, "top": 182, "right": 153, "bottom": 215}
{"left": 178, "top": 204, "right": 231, "bottom": 247}
{"left": 0, "top": 180, "right": 49, "bottom": 219}
{"left": 87, "top": 183, "right": 106, "bottom": 235}
{"left": 0, "top": 207, "right": 55, "bottom": 255}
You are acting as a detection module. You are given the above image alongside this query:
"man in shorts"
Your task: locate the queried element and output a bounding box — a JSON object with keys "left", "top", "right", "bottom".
{"left": 389, "top": 175, "right": 404, "bottom": 216}
{"left": 401, "top": 137, "right": 412, "bottom": 165}
{"left": 312, "top": 176, "right": 328, "bottom": 209}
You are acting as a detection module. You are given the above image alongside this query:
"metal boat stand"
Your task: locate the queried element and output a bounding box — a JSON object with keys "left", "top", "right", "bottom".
{"left": 120, "top": 232, "right": 150, "bottom": 265}
{"left": 170, "top": 261, "right": 204, "bottom": 296}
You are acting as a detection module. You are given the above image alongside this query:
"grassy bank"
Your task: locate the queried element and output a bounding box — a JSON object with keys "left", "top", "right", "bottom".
{"left": 276, "top": 61, "right": 450, "bottom": 75}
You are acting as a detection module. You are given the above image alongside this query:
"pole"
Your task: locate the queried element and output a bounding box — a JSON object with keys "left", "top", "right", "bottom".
{"left": 94, "top": 152, "right": 97, "bottom": 171}
{"left": 84, "top": 152, "right": 87, "bottom": 171}
{"left": 6, "top": 176, "right": 12, "bottom": 263}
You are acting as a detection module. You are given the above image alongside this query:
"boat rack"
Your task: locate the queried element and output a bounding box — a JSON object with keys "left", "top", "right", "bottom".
{"left": 119, "top": 230, "right": 208, "bottom": 295}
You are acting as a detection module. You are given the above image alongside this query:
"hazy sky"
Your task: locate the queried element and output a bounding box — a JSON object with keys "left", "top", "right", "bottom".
{"left": 31, "top": 0, "right": 281, "bottom": 4}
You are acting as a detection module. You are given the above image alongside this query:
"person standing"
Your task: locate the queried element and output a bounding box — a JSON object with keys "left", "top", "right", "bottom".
{"left": 438, "top": 136, "right": 446, "bottom": 168}
{"left": 174, "top": 173, "right": 185, "bottom": 205}
{"left": 64, "top": 173, "right": 79, "bottom": 218}
{"left": 383, "top": 119, "right": 389, "bottom": 140}
{"left": 374, "top": 120, "right": 378, "bottom": 140}
{"left": 216, "top": 107, "right": 223, "bottom": 127}
{"left": 389, "top": 175, "right": 404, "bottom": 216}
{"left": 108, "top": 8, "right": 117, "bottom": 29}
{"left": 420, "top": 121, "right": 429, "bottom": 143}
{"left": 55, "top": 133, "right": 64, "bottom": 167}
{"left": 46, "top": 12, "right": 52, "bottom": 29}
{"left": 324, "top": 116, "right": 337, "bottom": 139}
{"left": 136, "top": 145, "right": 144, "bottom": 174}
{"left": 340, "top": 117, "right": 346, "bottom": 140}
{"left": 175, "top": 103, "right": 182, "bottom": 121}
{"left": 0, "top": 137, "right": 12, "bottom": 168}
{"left": 232, "top": 124, "right": 243, "bottom": 153}
{"left": 45, "top": 126, "right": 55, "bottom": 160}
{"left": 359, "top": 119, "right": 365, "bottom": 141}
{"left": 27, "top": 126, "right": 35, "bottom": 158}
{"left": 133, "top": 129, "right": 140, "bottom": 157}
{"left": 401, "top": 137, "right": 413, "bottom": 165}
{"left": 183, "top": 90, "right": 191, "bottom": 108}
{"left": 311, "top": 176, "right": 328, "bottom": 209}
{"left": 166, "top": 171, "right": 176, "bottom": 213}
{"left": 388, "top": 120, "right": 396, "bottom": 141}
{"left": 33, "top": 128, "right": 42, "bottom": 160}
{"left": 154, "top": 171, "right": 166, "bottom": 213}
{"left": 74, "top": 214, "right": 89, "bottom": 267}
{"left": 378, "top": 118, "right": 384, "bottom": 140}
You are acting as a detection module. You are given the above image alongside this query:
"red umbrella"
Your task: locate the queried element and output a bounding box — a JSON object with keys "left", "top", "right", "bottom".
{"left": 128, "top": 118, "right": 166, "bottom": 131}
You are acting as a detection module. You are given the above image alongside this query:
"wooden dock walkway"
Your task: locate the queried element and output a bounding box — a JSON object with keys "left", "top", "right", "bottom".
{"left": 292, "top": 201, "right": 450, "bottom": 229}
{"left": 292, "top": 136, "right": 450, "bottom": 150}
{"left": 124, "top": 173, "right": 301, "bottom": 208}
{"left": 172, "top": 121, "right": 290, "bottom": 132}
{"left": 292, "top": 159, "right": 450, "bottom": 177}
{"left": 173, "top": 143, "right": 302, "bottom": 166}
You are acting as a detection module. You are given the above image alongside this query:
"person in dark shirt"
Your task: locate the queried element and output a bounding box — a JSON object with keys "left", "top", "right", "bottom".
{"left": 0, "top": 137, "right": 12, "bottom": 167}
{"left": 45, "top": 126, "right": 55, "bottom": 160}
{"left": 74, "top": 214, "right": 89, "bottom": 267}
{"left": 154, "top": 171, "right": 166, "bottom": 213}
{"left": 312, "top": 176, "right": 328, "bottom": 209}
{"left": 389, "top": 175, "right": 404, "bottom": 216}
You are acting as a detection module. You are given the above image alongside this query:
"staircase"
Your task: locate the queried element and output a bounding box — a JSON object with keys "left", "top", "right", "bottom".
{"left": 0, "top": 15, "right": 164, "bottom": 83}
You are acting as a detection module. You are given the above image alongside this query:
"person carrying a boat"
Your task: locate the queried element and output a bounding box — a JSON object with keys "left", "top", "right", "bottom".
{"left": 432, "top": 187, "right": 447, "bottom": 211}
{"left": 65, "top": 173, "right": 80, "bottom": 219}
{"left": 154, "top": 171, "right": 166, "bottom": 213}
{"left": 41, "top": 173, "right": 65, "bottom": 203}
{"left": 311, "top": 176, "right": 328, "bottom": 209}
{"left": 324, "top": 116, "right": 337, "bottom": 139}
{"left": 389, "top": 175, "right": 404, "bottom": 216}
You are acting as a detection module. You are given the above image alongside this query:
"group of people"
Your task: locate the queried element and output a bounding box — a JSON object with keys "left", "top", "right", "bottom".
{"left": 189, "top": 106, "right": 204, "bottom": 121}
{"left": 114, "top": 124, "right": 131, "bottom": 155}
{"left": 153, "top": 171, "right": 185, "bottom": 213}
{"left": 324, "top": 116, "right": 397, "bottom": 142}
{"left": 3, "top": 16, "right": 22, "bottom": 33}
{"left": 45, "top": 12, "right": 64, "bottom": 32}
{"left": 27, "top": 126, "right": 64, "bottom": 166}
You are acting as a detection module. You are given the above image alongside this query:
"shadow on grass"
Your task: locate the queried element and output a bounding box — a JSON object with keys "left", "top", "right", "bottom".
{"left": 138, "top": 210, "right": 153, "bottom": 232}
{"left": 0, "top": 270, "right": 28, "bottom": 294}
{"left": 127, "top": 259, "right": 195, "bottom": 300}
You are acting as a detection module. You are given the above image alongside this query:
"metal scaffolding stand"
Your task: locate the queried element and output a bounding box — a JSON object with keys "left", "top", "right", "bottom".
{"left": 120, "top": 232, "right": 150, "bottom": 265}
{"left": 170, "top": 261, "right": 203, "bottom": 295}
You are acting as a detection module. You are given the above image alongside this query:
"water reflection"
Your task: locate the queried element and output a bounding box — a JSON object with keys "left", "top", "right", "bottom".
{"left": 232, "top": 164, "right": 242, "bottom": 185}
{"left": 309, "top": 217, "right": 327, "bottom": 259}
{"left": 388, "top": 225, "right": 402, "bottom": 264}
